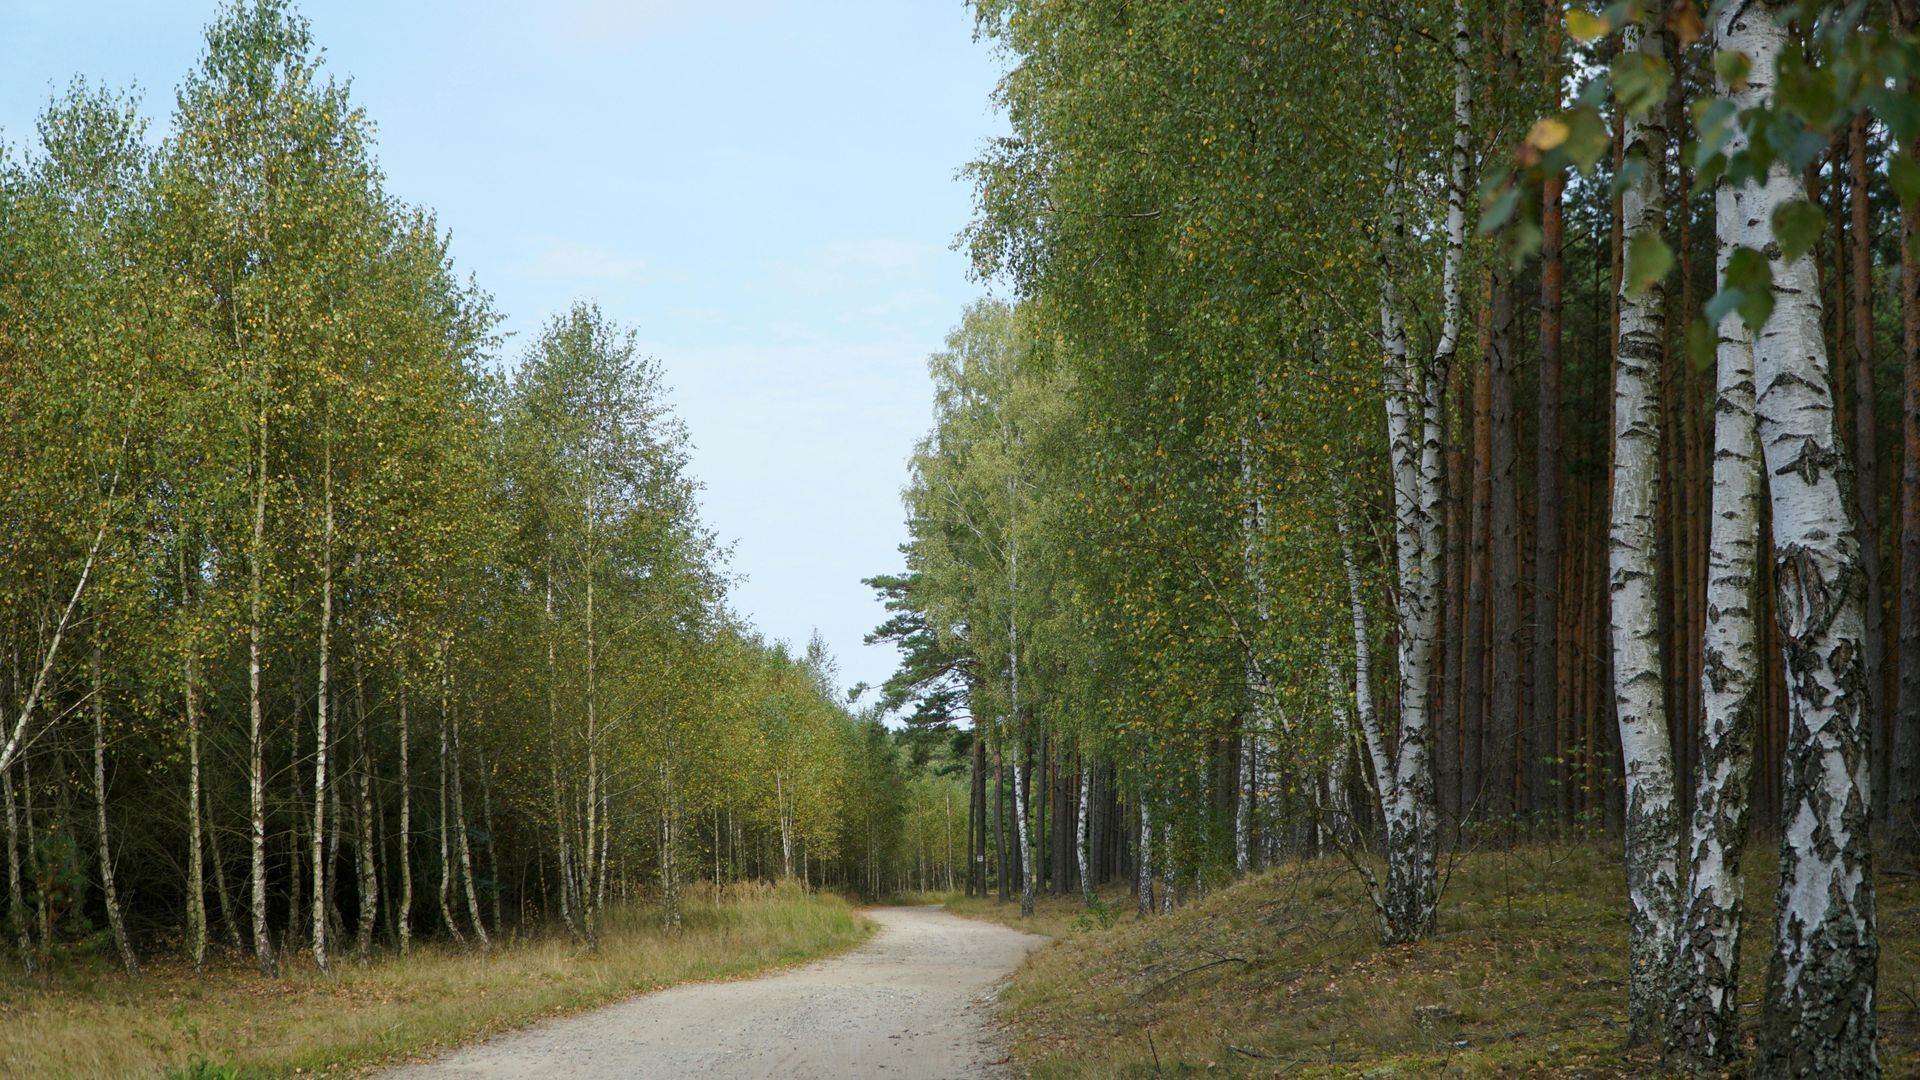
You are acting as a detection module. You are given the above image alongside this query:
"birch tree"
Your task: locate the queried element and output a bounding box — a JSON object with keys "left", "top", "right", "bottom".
{"left": 1607, "top": 6, "right": 1682, "bottom": 1045}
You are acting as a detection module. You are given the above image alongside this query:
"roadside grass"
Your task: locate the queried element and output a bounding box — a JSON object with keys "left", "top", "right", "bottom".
{"left": 0, "top": 881, "right": 869, "bottom": 1079}
{"left": 939, "top": 843, "right": 1920, "bottom": 1077}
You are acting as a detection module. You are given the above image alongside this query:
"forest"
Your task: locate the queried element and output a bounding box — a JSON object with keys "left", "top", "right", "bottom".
{"left": 8, "top": 0, "right": 1919, "bottom": 1077}
{"left": 862, "top": 0, "right": 1916, "bottom": 1075}
{"left": 0, "top": 0, "right": 971, "bottom": 1004}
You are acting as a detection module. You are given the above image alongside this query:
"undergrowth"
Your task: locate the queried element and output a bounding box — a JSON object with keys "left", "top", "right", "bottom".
{"left": 938, "top": 842, "right": 1919, "bottom": 1077}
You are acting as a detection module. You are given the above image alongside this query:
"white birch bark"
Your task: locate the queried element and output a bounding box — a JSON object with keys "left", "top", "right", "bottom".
{"left": 1670, "top": 17, "right": 1766, "bottom": 1064}
{"left": 1608, "top": 11, "right": 1682, "bottom": 1047}
{"left": 1738, "top": 11, "right": 1879, "bottom": 1076}
{"left": 1077, "top": 763, "right": 1094, "bottom": 905}
{"left": 92, "top": 647, "right": 136, "bottom": 977}
{"left": 183, "top": 550, "right": 208, "bottom": 974}
{"left": 1236, "top": 437, "right": 1269, "bottom": 877}
{"left": 353, "top": 659, "right": 377, "bottom": 962}
{"left": 1159, "top": 821, "right": 1174, "bottom": 914}
{"left": 1364, "top": 2, "right": 1461, "bottom": 945}
{"left": 3, "top": 761, "right": 28, "bottom": 972}
{"left": 1136, "top": 798, "right": 1153, "bottom": 917}
{"left": 311, "top": 438, "right": 333, "bottom": 975}
{"left": 436, "top": 654, "right": 465, "bottom": 948}
{"left": 248, "top": 404, "right": 275, "bottom": 977}
{"left": 449, "top": 690, "right": 490, "bottom": 950}
{"left": 397, "top": 683, "right": 412, "bottom": 955}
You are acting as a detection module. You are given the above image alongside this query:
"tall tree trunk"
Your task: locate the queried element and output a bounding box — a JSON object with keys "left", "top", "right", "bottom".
{"left": 1899, "top": 0, "right": 1920, "bottom": 850}
{"left": 182, "top": 552, "right": 208, "bottom": 975}
{"left": 972, "top": 728, "right": 987, "bottom": 898}
{"left": 1849, "top": 113, "right": 1887, "bottom": 823}
{"left": 1365, "top": 0, "right": 1460, "bottom": 944}
{"left": 206, "top": 784, "right": 243, "bottom": 951}
{"left": 1077, "top": 760, "right": 1093, "bottom": 905}
{"left": 995, "top": 742, "right": 1009, "bottom": 902}
{"left": 1669, "top": 74, "right": 1766, "bottom": 1063}
{"left": 1490, "top": 267, "right": 1521, "bottom": 821}
{"left": 397, "top": 682, "right": 413, "bottom": 955}
{"left": 1128, "top": 795, "right": 1144, "bottom": 910}
{"left": 1532, "top": 0, "right": 1566, "bottom": 832}
{"left": 91, "top": 645, "right": 136, "bottom": 977}
{"left": 1464, "top": 357, "right": 1492, "bottom": 815}
{"left": 249, "top": 402, "right": 275, "bottom": 978}
{"left": 544, "top": 567, "right": 581, "bottom": 938}
{"left": 2, "top": 760, "right": 29, "bottom": 972}
{"left": 311, "top": 437, "right": 333, "bottom": 976}
{"left": 1736, "top": 11, "right": 1879, "bottom": 1077}
{"left": 353, "top": 659, "right": 376, "bottom": 962}
{"left": 1009, "top": 507, "right": 1035, "bottom": 918}
{"left": 449, "top": 688, "right": 490, "bottom": 949}
{"left": 436, "top": 653, "right": 465, "bottom": 947}
{"left": 1610, "top": 10, "right": 1681, "bottom": 1047}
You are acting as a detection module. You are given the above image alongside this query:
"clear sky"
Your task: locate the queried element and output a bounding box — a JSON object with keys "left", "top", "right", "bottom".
{"left": 0, "top": 1, "right": 1006, "bottom": 704}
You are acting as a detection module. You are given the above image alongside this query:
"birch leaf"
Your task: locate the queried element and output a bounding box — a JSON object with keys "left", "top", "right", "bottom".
{"left": 1625, "top": 233, "right": 1673, "bottom": 297}
{"left": 1769, "top": 199, "right": 1823, "bottom": 264}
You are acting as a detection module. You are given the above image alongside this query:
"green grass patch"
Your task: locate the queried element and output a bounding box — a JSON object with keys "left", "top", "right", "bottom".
{"left": 0, "top": 881, "right": 870, "bottom": 1079}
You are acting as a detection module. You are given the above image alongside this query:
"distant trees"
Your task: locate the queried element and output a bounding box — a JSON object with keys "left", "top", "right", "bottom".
{"left": 0, "top": 0, "right": 930, "bottom": 981}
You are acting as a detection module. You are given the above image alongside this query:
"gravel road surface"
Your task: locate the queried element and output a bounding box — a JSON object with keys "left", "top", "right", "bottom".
{"left": 380, "top": 905, "right": 1046, "bottom": 1079}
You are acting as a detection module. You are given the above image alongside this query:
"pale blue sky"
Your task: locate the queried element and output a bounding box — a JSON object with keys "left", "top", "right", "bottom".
{"left": 1, "top": 1, "right": 1005, "bottom": 702}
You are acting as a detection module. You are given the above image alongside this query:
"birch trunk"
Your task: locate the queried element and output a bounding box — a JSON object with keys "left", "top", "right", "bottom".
{"left": 206, "top": 784, "right": 243, "bottom": 951}
{"left": 1158, "top": 820, "right": 1174, "bottom": 914}
{"left": 1136, "top": 798, "right": 1153, "bottom": 916}
{"left": 397, "top": 683, "right": 413, "bottom": 955}
{"left": 248, "top": 402, "right": 275, "bottom": 977}
{"left": 1009, "top": 504, "right": 1035, "bottom": 918}
{"left": 1076, "top": 764, "right": 1093, "bottom": 906}
{"left": 310, "top": 438, "right": 333, "bottom": 975}
{"left": 353, "top": 660, "right": 376, "bottom": 962}
{"left": 1608, "top": 10, "right": 1681, "bottom": 1046}
{"left": 436, "top": 659, "right": 464, "bottom": 947}
{"left": 1737, "top": 11, "right": 1879, "bottom": 1077}
{"left": 544, "top": 568, "right": 581, "bottom": 938}
{"left": 1236, "top": 437, "right": 1269, "bottom": 877}
{"left": 183, "top": 573, "right": 208, "bottom": 974}
{"left": 583, "top": 487, "right": 600, "bottom": 937}
{"left": 1012, "top": 749, "right": 1035, "bottom": 918}
{"left": 1365, "top": 2, "right": 1460, "bottom": 945}
{"left": 90, "top": 646, "right": 136, "bottom": 977}
{"left": 1669, "top": 44, "right": 1765, "bottom": 1064}
{"left": 2, "top": 761, "right": 27, "bottom": 972}
{"left": 449, "top": 690, "right": 490, "bottom": 949}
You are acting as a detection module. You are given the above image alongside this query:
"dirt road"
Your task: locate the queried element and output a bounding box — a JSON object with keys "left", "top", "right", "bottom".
{"left": 381, "top": 905, "right": 1046, "bottom": 1079}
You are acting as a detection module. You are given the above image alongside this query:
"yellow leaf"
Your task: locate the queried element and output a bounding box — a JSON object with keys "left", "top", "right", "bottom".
{"left": 1567, "top": 10, "right": 1610, "bottom": 42}
{"left": 1527, "top": 117, "right": 1571, "bottom": 152}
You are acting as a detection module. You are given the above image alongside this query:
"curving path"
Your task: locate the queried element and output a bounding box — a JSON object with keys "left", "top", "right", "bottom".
{"left": 381, "top": 905, "right": 1046, "bottom": 1080}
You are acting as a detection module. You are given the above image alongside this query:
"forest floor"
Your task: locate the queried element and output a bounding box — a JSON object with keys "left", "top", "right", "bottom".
{"left": 0, "top": 882, "right": 867, "bottom": 1079}
{"left": 938, "top": 841, "right": 1920, "bottom": 1077}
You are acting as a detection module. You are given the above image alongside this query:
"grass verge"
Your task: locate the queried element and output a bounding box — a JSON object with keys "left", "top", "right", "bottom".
{"left": 937, "top": 844, "right": 1919, "bottom": 1077}
{"left": 0, "top": 881, "right": 869, "bottom": 1079}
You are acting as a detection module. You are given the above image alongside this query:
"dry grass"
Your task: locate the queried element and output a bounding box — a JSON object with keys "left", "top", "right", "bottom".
{"left": 938, "top": 843, "right": 1920, "bottom": 1078}
{"left": 0, "top": 881, "right": 869, "bottom": 1079}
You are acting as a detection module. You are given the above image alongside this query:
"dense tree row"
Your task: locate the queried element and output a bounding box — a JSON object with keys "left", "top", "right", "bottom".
{"left": 0, "top": 0, "right": 953, "bottom": 982}
{"left": 872, "top": 1, "right": 1909, "bottom": 1075}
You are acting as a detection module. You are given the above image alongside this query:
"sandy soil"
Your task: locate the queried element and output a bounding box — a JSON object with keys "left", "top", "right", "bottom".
{"left": 379, "top": 905, "right": 1047, "bottom": 1080}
